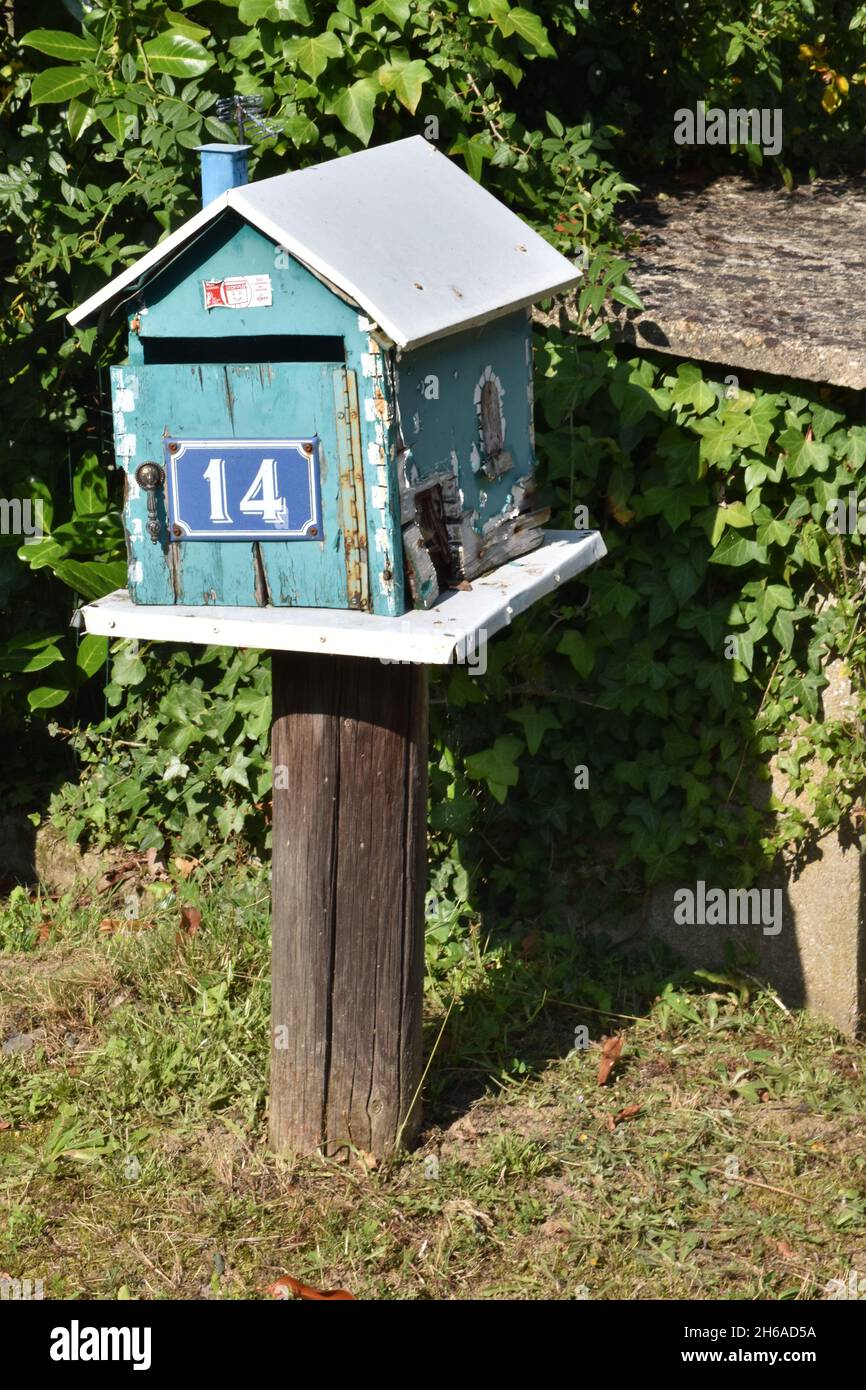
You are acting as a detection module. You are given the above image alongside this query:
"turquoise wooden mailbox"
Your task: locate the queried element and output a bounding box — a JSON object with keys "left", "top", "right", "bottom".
{"left": 68, "top": 137, "right": 579, "bottom": 616}
{"left": 70, "top": 136, "right": 606, "bottom": 1160}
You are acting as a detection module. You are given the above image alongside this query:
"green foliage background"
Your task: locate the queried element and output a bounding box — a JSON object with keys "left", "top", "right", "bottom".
{"left": 3, "top": 0, "right": 866, "bottom": 919}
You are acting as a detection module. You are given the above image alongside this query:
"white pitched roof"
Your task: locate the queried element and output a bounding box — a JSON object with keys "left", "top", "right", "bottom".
{"left": 68, "top": 136, "right": 579, "bottom": 349}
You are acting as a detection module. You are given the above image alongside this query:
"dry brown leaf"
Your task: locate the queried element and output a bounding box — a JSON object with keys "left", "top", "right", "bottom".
{"left": 265, "top": 1274, "right": 355, "bottom": 1301}
{"left": 37, "top": 922, "right": 52, "bottom": 944}
{"left": 597, "top": 1034, "right": 623, "bottom": 1086}
{"left": 610, "top": 1104, "right": 642, "bottom": 1127}
{"left": 180, "top": 905, "right": 202, "bottom": 936}
{"left": 174, "top": 856, "right": 200, "bottom": 880}
{"left": 775, "top": 1240, "right": 796, "bottom": 1260}
{"left": 0, "top": 1120, "right": 11, "bottom": 1132}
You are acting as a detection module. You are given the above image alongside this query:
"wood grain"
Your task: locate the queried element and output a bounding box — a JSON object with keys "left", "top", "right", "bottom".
{"left": 270, "top": 650, "right": 427, "bottom": 1157}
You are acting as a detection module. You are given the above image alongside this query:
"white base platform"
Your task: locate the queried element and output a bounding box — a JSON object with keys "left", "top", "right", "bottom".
{"left": 81, "top": 530, "right": 606, "bottom": 665}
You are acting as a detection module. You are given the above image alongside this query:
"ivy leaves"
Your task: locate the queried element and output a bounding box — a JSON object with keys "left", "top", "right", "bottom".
{"left": 22, "top": 28, "right": 215, "bottom": 106}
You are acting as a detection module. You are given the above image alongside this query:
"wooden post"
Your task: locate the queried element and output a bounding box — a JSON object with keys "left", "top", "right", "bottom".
{"left": 269, "top": 650, "right": 427, "bottom": 1157}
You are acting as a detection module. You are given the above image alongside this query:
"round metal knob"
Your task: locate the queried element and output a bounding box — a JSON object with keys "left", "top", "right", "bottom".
{"left": 135, "top": 461, "right": 164, "bottom": 491}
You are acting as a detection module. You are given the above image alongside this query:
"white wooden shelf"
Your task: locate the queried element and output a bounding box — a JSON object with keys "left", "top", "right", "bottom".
{"left": 81, "top": 529, "right": 606, "bottom": 665}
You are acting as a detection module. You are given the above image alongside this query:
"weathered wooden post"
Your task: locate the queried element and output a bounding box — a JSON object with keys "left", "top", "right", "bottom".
{"left": 270, "top": 652, "right": 427, "bottom": 1155}
{"left": 70, "top": 135, "right": 604, "bottom": 1156}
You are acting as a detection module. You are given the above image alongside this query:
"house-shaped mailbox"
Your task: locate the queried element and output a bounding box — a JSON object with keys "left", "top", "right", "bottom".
{"left": 69, "top": 136, "right": 580, "bottom": 617}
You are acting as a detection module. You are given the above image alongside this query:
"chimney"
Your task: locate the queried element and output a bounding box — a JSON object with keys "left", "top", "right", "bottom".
{"left": 197, "top": 143, "right": 252, "bottom": 206}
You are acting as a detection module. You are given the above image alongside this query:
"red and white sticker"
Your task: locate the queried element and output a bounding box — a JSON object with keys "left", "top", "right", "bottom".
{"left": 202, "top": 274, "right": 273, "bottom": 310}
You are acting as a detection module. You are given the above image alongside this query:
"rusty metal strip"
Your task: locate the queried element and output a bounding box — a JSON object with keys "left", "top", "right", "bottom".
{"left": 334, "top": 368, "right": 370, "bottom": 612}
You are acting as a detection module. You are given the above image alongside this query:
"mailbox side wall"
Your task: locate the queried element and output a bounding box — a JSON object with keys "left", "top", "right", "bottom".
{"left": 110, "top": 218, "right": 403, "bottom": 615}
{"left": 396, "top": 310, "right": 536, "bottom": 534}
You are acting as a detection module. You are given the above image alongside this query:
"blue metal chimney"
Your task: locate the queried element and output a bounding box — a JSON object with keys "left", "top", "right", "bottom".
{"left": 197, "top": 143, "right": 252, "bottom": 205}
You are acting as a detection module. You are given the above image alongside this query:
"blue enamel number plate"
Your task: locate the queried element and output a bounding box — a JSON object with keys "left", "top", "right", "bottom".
{"left": 164, "top": 437, "right": 323, "bottom": 541}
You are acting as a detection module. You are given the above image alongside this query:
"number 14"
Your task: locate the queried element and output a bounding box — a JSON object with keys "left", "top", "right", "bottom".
{"left": 203, "top": 457, "right": 287, "bottom": 525}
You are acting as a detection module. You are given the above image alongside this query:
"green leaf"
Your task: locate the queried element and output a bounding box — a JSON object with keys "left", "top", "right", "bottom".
{"left": 67, "top": 98, "right": 96, "bottom": 141}
{"left": 237, "top": 0, "right": 275, "bottom": 21}
{"left": 284, "top": 32, "right": 342, "bottom": 80}
{"left": 142, "top": 33, "right": 214, "bottom": 78}
{"left": 112, "top": 647, "right": 146, "bottom": 687}
{"left": 30, "top": 67, "right": 93, "bottom": 104}
{"left": 507, "top": 705, "right": 561, "bottom": 755}
{"left": 693, "top": 416, "right": 740, "bottom": 468}
{"left": 28, "top": 682, "right": 70, "bottom": 711}
{"left": 557, "top": 630, "right": 595, "bottom": 677}
{"left": 164, "top": 9, "right": 211, "bottom": 40}
{"left": 465, "top": 736, "right": 524, "bottom": 793}
{"left": 274, "top": 0, "right": 313, "bottom": 22}
{"left": 21, "top": 29, "right": 98, "bottom": 62}
{"left": 331, "top": 77, "right": 381, "bottom": 145}
{"left": 709, "top": 532, "right": 768, "bottom": 567}
{"left": 377, "top": 58, "right": 430, "bottom": 114}
{"left": 497, "top": 6, "right": 556, "bottom": 57}
{"left": 76, "top": 634, "right": 108, "bottom": 678}
{"left": 610, "top": 283, "right": 645, "bottom": 312}
{"left": 367, "top": 0, "right": 411, "bottom": 22}
{"left": 448, "top": 134, "right": 491, "bottom": 181}
{"left": 772, "top": 609, "right": 795, "bottom": 654}
{"left": 73, "top": 453, "right": 108, "bottom": 516}
{"left": 0, "top": 635, "right": 65, "bottom": 674}
{"left": 52, "top": 560, "right": 127, "bottom": 600}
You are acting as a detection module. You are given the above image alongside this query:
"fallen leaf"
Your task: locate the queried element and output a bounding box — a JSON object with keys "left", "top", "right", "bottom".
{"left": 775, "top": 1240, "right": 796, "bottom": 1260}
{"left": 180, "top": 905, "right": 202, "bottom": 935}
{"left": 0, "top": 1120, "right": 11, "bottom": 1132}
{"left": 174, "top": 856, "right": 200, "bottom": 880}
{"left": 610, "top": 1104, "right": 642, "bottom": 1127}
{"left": 265, "top": 1274, "right": 355, "bottom": 1301}
{"left": 597, "top": 1035, "right": 623, "bottom": 1086}
{"left": 37, "top": 922, "right": 52, "bottom": 943}
{"left": 357, "top": 1150, "right": 378, "bottom": 1174}
{"left": 99, "top": 918, "right": 121, "bottom": 934}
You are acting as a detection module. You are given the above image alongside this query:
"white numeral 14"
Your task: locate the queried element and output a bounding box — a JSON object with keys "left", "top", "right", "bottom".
{"left": 203, "top": 456, "right": 287, "bottom": 525}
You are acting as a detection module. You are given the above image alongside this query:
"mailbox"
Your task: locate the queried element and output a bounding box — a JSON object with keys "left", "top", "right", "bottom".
{"left": 69, "top": 136, "right": 579, "bottom": 616}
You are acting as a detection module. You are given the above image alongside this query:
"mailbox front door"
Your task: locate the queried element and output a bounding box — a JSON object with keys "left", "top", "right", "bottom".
{"left": 112, "top": 361, "right": 370, "bottom": 610}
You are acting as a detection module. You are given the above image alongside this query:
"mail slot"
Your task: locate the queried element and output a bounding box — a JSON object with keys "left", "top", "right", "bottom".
{"left": 68, "top": 136, "right": 580, "bottom": 615}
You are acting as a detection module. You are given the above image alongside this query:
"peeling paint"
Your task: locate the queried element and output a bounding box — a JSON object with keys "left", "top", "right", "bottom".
{"left": 116, "top": 387, "right": 136, "bottom": 412}
{"left": 361, "top": 352, "right": 382, "bottom": 378}
{"left": 128, "top": 559, "right": 143, "bottom": 584}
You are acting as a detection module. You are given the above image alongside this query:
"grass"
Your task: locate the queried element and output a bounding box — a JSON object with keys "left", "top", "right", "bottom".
{"left": 1, "top": 863, "right": 864, "bottom": 1301}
